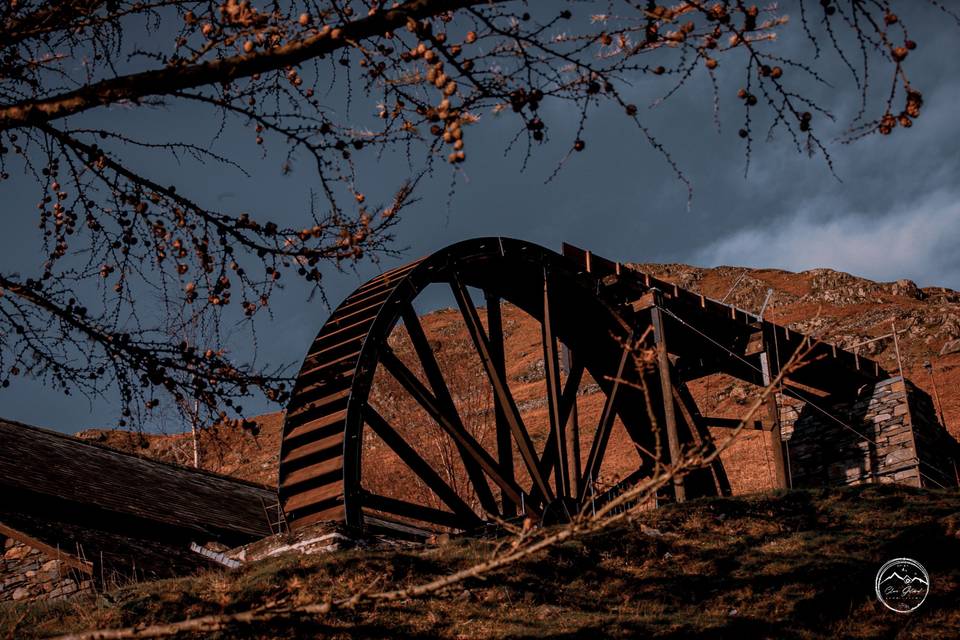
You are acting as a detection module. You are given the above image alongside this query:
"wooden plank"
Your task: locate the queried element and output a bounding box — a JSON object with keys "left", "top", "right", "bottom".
{"left": 289, "top": 504, "right": 347, "bottom": 529}
{"left": 281, "top": 431, "right": 344, "bottom": 464}
{"left": 282, "top": 482, "right": 344, "bottom": 514}
{"left": 630, "top": 291, "right": 656, "bottom": 312}
{"left": 297, "top": 351, "right": 361, "bottom": 382}
{"left": 450, "top": 275, "right": 554, "bottom": 503}
{"left": 303, "top": 334, "right": 365, "bottom": 368}
{"left": 280, "top": 457, "right": 343, "bottom": 489}
{"left": 284, "top": 407, "right": 348, "bottom": 440}
{"left": 652, "top": 304, "right": 685, "bottom": 502}
{"left": 286, "top": 387, "right": 351, "bottom": 421}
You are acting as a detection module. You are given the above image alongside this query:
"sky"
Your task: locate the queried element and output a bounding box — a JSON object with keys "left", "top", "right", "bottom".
{"left": 2, "top": 3, "right": 959, "bottom": 433}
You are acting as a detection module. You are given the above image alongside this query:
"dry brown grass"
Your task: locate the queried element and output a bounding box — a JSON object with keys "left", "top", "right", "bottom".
{"left": 4, "top": 484, "right": 959, "bottom": 639}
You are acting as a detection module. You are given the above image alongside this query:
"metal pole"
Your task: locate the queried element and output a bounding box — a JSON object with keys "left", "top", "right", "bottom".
{"left": 191, "top": 395, "right": 200, "bottom": 468}
{"left": 891, "top": 322, "right": 904, "bottom": 380}
{"left": 924, "top": 361, "right": 947, "bottom": 428}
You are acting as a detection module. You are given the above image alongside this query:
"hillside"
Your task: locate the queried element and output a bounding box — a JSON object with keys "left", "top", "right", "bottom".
{"left": 5, "top": 485, "right": 959, "bottom": 638}
{"left": 75, "top": 261, "right": 960, "bottom": 496}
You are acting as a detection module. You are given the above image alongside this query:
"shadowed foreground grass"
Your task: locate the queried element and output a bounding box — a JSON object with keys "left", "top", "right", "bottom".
{"left": 3, "top": 484, "right": 959, "bottom": 639}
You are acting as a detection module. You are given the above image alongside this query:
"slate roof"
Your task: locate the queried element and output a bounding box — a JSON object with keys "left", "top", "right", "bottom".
{"left": 0, "top": 418, "right": 276, "bottom": 541}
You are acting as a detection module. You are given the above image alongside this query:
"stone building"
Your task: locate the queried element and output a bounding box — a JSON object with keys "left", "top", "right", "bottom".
{"left": 0, "top": 418, "right": 277, "bottom": 603}
{"left": 780, "top": 377, "right": 959, "bottom": 490}
{"left": 1, "top": 524, "right": 94, "bottom": 602}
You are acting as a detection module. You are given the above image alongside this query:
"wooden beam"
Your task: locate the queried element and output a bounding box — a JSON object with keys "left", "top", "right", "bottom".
{"left": 485, "top": 291, "right": 515, "bottom": 516}
{"left": 670, "top": 378, "right": 732, "bottom": 497}
{"left": 535, "top": 360, "right": 584, "bottom": 504}
{"left": 400, "top": 305, "right": 498, "bottom": 515}
{"left": 563, "top": 345, "right": 583, "bottom": 498}
{"left": 363, "top": 406, "right": 483, "bottom": 528}
{"left": 0, "top": 522, "right": 93, "bottom": 575}
{"left": 700, "top": 416, "right": 765, "bottom": 430}
{"left": 380, "top": 346, "right": 533, "bottom": 512}
{"left": 760, "top": 343, "right": 789, "bottom": 489}
{"left": 450, "top": 275, "right": 554, "bottom": 503}
{"left": 652, "top": 303, "right": 685, "bottom": 502}
{"left": 542, "top": 272, "right": 569, "bottom": 498}
{"left": 362, "top": 493, "right": 470, "bottom": 531}
{"left": 579, "top": 337, "right": 631, "bottom": 501}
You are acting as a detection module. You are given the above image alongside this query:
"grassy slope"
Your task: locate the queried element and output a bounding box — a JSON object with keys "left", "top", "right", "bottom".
{"left": 5, "top": 484, "right": 960, "bottom": 639}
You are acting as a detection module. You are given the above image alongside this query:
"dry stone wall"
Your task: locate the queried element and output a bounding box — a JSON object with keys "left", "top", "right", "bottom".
{"left": 779, "top": 376, "right": 959, "bottom": 489}
{"left": 1, "top": 535, "right": 93, "bottom": 602}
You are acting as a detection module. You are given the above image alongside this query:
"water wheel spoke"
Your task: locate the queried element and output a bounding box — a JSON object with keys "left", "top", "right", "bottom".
{"left": 363, "top": 406, "right": 483, "bottom": 527}
{"left": 534, "top": 361, "right": 584, "bottom": 505}
{"left": 542, "top": 271, "right": 569, "bottom": 498}
{"left": 361, "top": 492, "right": 474, "bottom": 531}
{"left": 485, "top": 292, "right": 516, "bottom": 516}
{"left": 578, "top": 332, "right": 633, "bottom": 503}
{"left": 564, "top": 346, "right": 583, "bottom": 498}
{"left": 450, "top": 274, "right": 555, "bottom": 503}
{"left": 380, "top": 346, "right": 534, "bottom": 514}
{"left": 400, "top": 304, "right": 499, "bottom": 515}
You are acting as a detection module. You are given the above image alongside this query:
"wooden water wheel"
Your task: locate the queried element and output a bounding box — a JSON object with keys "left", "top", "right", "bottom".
{"left": 278, "top": 238, "right": 726, "bottom": 537}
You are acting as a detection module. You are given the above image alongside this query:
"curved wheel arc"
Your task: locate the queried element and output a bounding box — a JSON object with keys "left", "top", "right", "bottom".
{"left": 279, "top": 237, "right": 657, "bottom": 533}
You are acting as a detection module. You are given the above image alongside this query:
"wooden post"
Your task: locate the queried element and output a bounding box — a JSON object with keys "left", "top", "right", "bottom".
{"left": 651, "top": 296, "right": 685, "bottom": 502}
{"left": 542, "top": 272, "right": 569, "bottom": 498}
{"left": 562, "top": 345, "right": 582, "bottom": 498}
{"left": 759, "top": 344, "right": 789, "bottom": 489}
{"left": 486, "top": 291, "right": 516, "bottom": 516}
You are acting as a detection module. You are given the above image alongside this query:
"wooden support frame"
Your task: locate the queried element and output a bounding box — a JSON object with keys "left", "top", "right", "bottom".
{"left": 760, "top": 338, "right": 790, "bottom": 489}
{"left": 578, "top": 333, "right": 632, "bottom": 502}
{"left": 670, "top": 373, "right": 732, "bottom": 497}
{"left": 651, "top": 301, "right": 686, "bottom": 502}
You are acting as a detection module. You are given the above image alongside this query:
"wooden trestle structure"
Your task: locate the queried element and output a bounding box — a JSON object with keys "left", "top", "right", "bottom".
{"left": 278, "top": 238, "right": 887, "bottom": 537}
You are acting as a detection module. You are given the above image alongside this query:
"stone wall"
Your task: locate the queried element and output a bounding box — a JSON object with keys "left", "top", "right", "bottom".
{"left": 906, "top": 381, "right": 960, "bottom": 489}
{"left": 1, "top": 535, "right": 94, "bottom": 602}
{"left": 779, "top": 376, "right": 959, "bottom": 490}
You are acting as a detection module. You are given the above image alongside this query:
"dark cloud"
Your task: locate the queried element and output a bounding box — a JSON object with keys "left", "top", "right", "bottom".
{"left": 2, "top": 3, "right": 958, "bottom": 431}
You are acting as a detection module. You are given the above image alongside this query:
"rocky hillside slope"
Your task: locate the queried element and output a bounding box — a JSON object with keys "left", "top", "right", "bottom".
{"left": 76, "top": 262, "right": 960, "bottom": 494}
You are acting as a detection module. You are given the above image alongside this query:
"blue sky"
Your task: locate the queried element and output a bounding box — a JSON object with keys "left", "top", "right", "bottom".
{"left": 2, "top": 3, "right": 958, "bottom": 433}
